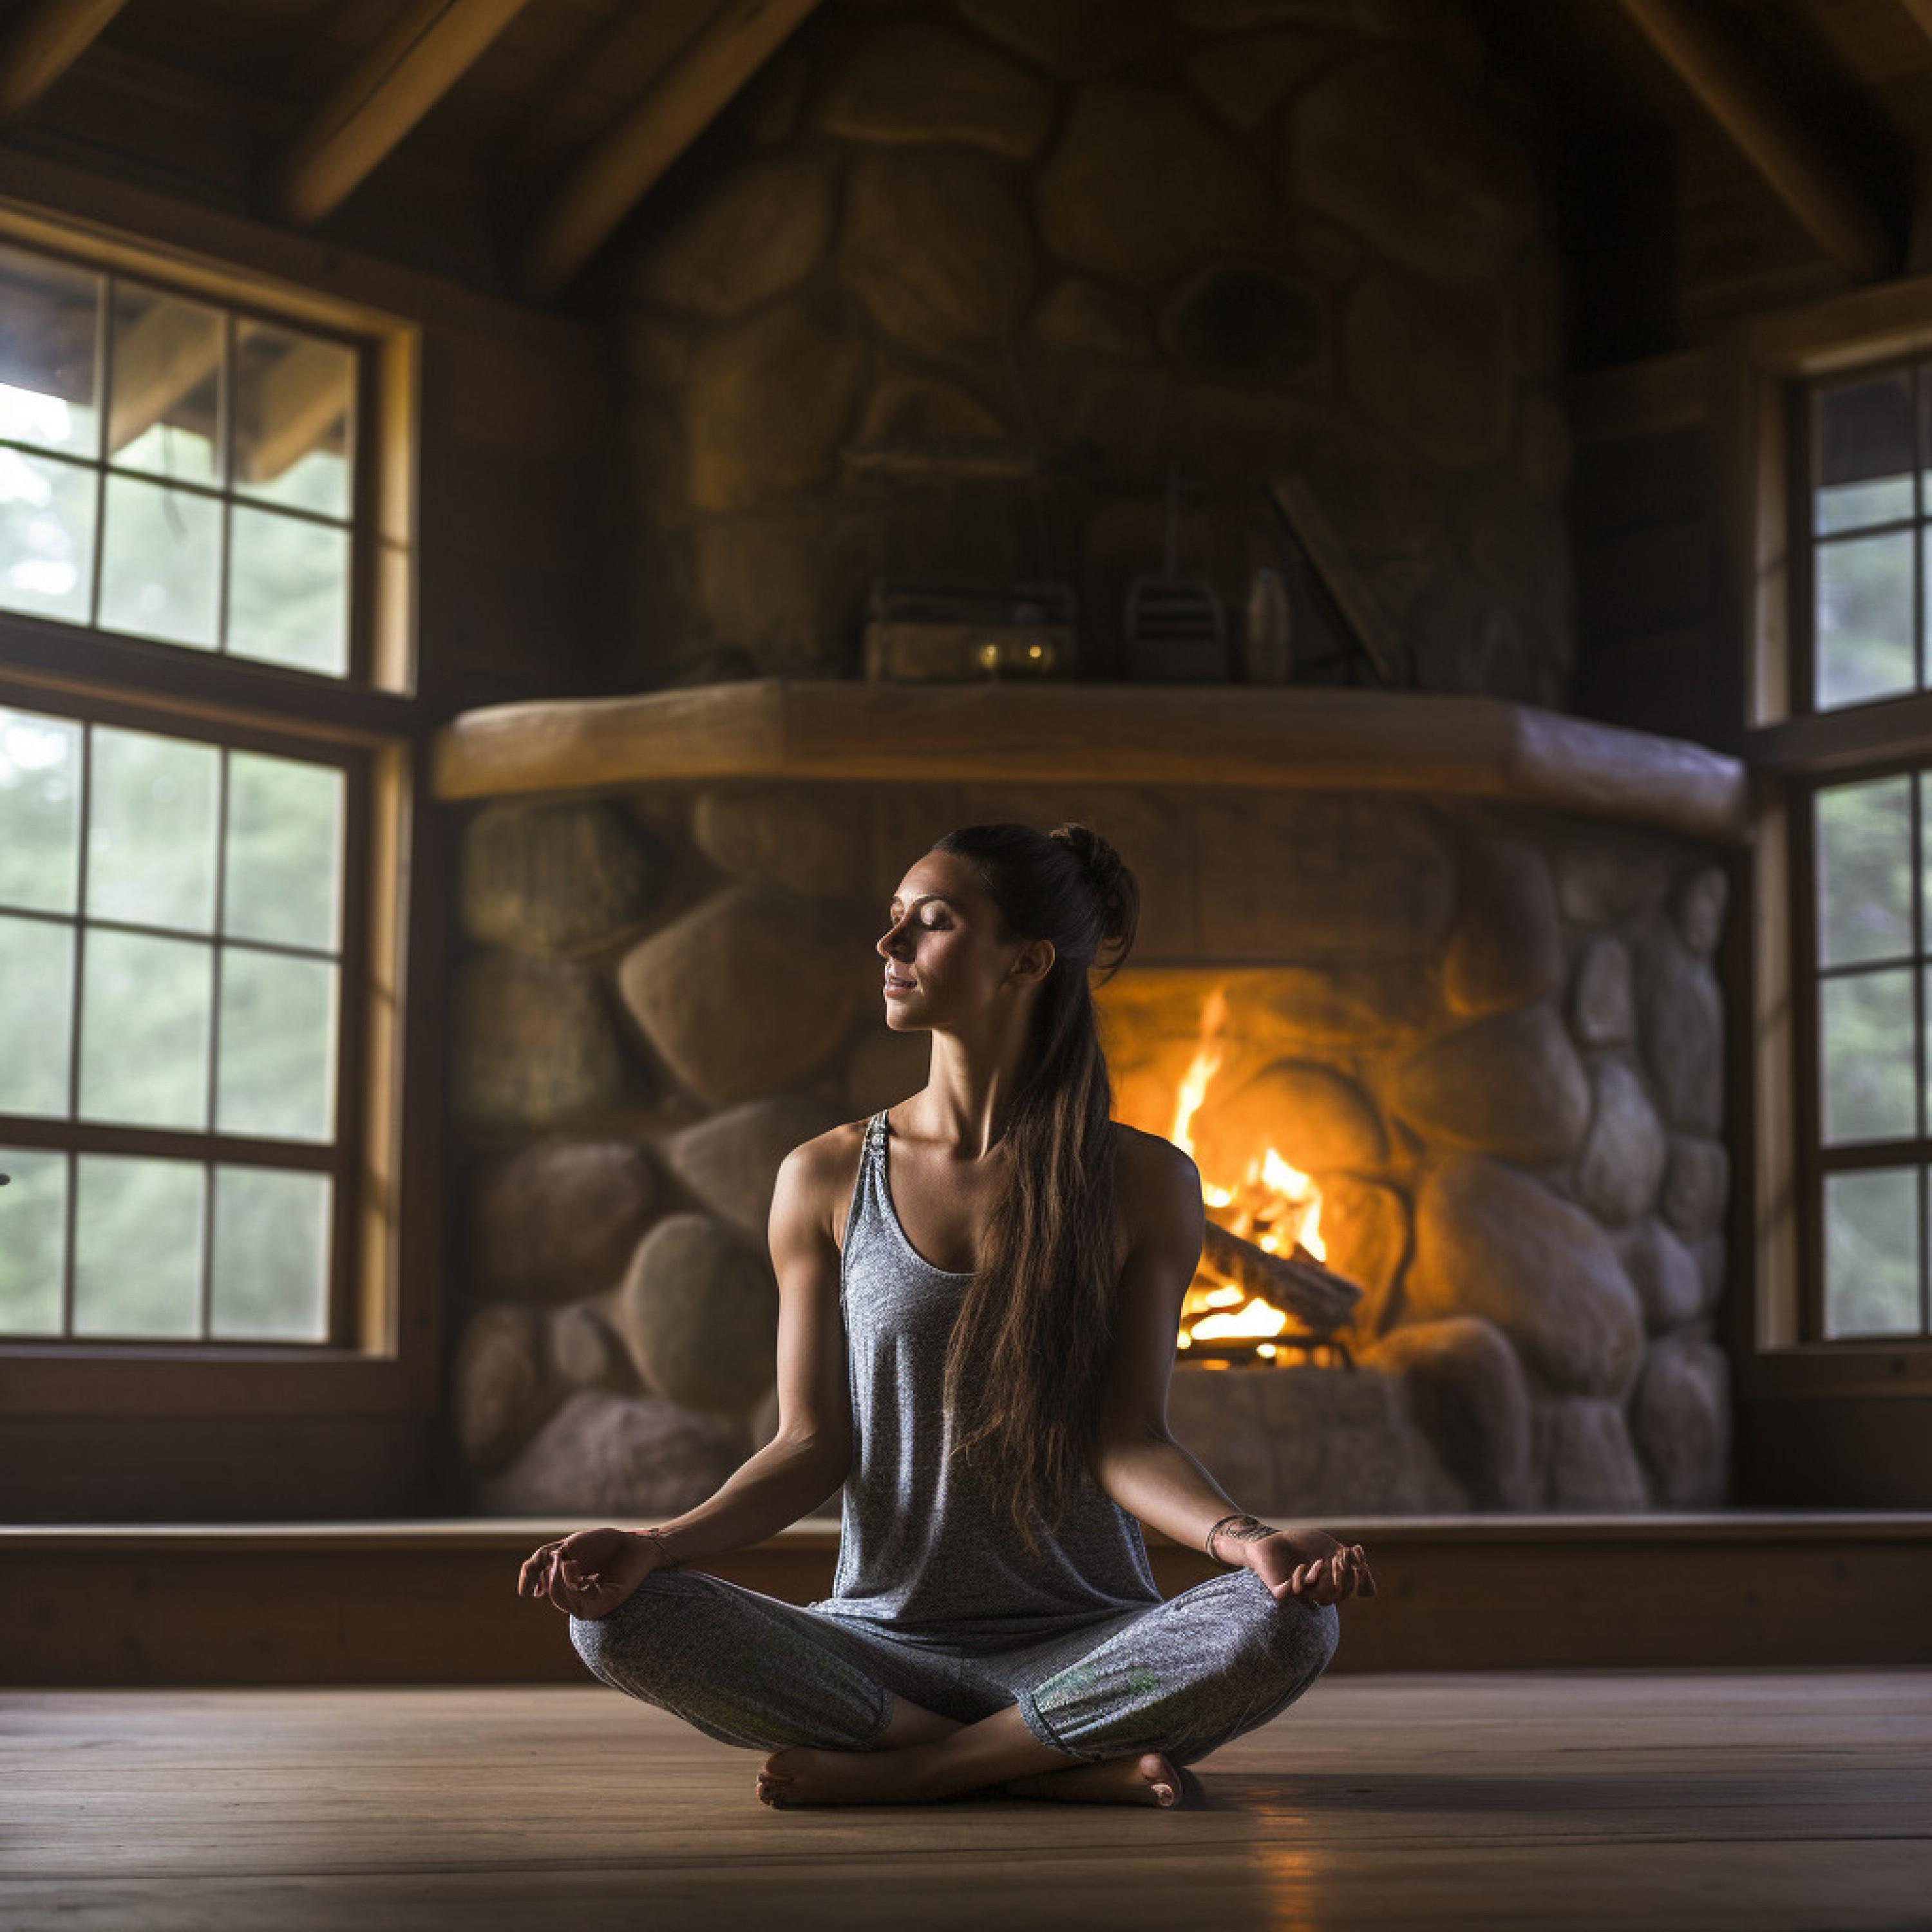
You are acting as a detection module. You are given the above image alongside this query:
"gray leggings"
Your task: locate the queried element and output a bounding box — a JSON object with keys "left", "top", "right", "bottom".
{"left": 568, "top": 1566, "right": 1341, "bottom": 1769}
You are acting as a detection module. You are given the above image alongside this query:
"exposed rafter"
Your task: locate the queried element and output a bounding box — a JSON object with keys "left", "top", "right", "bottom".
{"left": 104, "top": 299, "right": 220, "bottom": 458}
{"left": 1614, "top": 0, "right": 1891, "bottom": 280}
{"left": 0, "top": 0, "right": 128, "bottom": 120}
{"left": 272, "top": 0, "right": 535, "bottom": 226}
{"left": 518, "top": 0, "right": 826, "bottom": 303}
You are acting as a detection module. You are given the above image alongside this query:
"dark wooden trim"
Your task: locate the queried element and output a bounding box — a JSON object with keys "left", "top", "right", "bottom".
{"left": 1745, "top": 688, "right": 1932, "bottom": 773}
{"left": 1569, "top": 348, "right": 1711, "bottom": 446}
{"left": 346, "top": 328, "right": 380, "bottom": 690}
{"left": 331, "top": 739, "right": 372, "bottom": 1352}
{"left": 1786, "top": 373, "right": 1814, "bottom": 723}
{"left": 0, "top": 1347, "right": 428, "bottom": 1413}
{"left": 1739, "top": 1345, "right": 1932, "bottom": 1398}
{"left": 0, "top": 612, "right": 424, "bottom": 743}
{"left": 3, "top": 1513, "right": 1927, "bottom": 1683}
{"left": 0, "top": 1110, "right": 349, "bottom": 1171}
{"left": 1790, "top": 765, "right": 1821, "bottom": 1341}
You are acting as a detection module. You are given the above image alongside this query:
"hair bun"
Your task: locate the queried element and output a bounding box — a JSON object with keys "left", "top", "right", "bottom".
{"left": 1048, "top": 822, "right": 1135, "bottom": 952}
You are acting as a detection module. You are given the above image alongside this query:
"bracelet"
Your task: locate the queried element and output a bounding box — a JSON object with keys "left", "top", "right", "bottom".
{"left": 1205, "top": 1510, "right": 1247, "bottom": 1564}
{"left": 639, "top": 1526, "right": 681, "bottom": 1569}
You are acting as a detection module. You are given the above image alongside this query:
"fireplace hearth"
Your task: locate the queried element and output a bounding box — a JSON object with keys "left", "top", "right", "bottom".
{"left": 439, "top": 678, "right": 1745, "bottom": 1521}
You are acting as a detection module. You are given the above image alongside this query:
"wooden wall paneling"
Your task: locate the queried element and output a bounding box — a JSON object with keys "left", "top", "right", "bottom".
{"left": 0, "top": 1416, "right": 440, "bottom": 1524}
{"left": 1738, "top": 1395, "right": 1932, "bottom": 1506}
{"left": 1574, "top": 516, "right": 1715, "bottom": 641}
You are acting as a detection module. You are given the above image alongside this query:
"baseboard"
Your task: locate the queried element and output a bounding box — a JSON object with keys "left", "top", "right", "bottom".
{"left": 4, "top": 1511, "right": 1927, "bottom": 1685}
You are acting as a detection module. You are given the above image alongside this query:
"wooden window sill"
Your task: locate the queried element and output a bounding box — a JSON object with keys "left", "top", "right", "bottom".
{"left": 1734, "top": 1343, "right": 1932, "bottom": 1401}
{"left": 0, "top": 1345, "right": 435, "bottom": 1416}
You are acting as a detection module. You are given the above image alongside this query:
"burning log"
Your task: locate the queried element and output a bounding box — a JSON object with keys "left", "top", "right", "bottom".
{"left": 1198, "top": 1220, "right": 1361, "bottom": 1334}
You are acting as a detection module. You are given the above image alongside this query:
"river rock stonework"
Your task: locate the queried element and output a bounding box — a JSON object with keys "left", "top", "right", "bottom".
{"left": 614, "top": 0, "right": 1573, "bottom": 702}
{"left": 450, "top": 781, "right": 1733, "bottom": 1519}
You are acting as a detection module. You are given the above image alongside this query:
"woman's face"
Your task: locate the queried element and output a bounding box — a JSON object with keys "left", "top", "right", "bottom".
{"left": 876, "top": 851, "right": 1050, "bottom": 1028}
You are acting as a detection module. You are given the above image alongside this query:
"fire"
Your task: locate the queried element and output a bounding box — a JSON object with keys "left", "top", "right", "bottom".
{"left": 1167, "top": 985, "right": 1325, "bottom": 1366}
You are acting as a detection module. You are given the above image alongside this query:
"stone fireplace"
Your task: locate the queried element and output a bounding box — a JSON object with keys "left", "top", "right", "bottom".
{"left": 437, "top": 0, "right": 1747, "bottom": 1524}
{"left": 439, "top": 679, "right": 1747, "bottom": 1520}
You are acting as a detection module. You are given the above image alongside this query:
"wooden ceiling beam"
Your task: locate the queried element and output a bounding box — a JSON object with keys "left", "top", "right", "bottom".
{"left": 1900, "top": 0, "right": 1932, "bottom": 48}
{"left": 99, "top": 307, "right": 346, "bottom": 484}
{"left": 519, "top": 0, "right": 826, "bottom": 303}
{"left": 104, "top": 299, "right": 220, "bottom": 459}
{"left": 241, "top": 337, "right": 353, "bottom": 486}
{"left": 0, "top": 0, "right": 129, "bottom": 120}
{"left": 1614, "top": 0, "right": 1891, "bottom": 280}
{"left": 272, "top": 0, "right": 535, "bottom": 226}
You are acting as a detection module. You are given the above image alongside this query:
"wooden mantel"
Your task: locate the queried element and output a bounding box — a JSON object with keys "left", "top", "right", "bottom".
{"left": 432, "top": 678, "right": 1753, "bottom": 846}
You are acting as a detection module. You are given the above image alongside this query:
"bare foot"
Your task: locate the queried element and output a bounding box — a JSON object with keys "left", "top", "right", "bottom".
{"left": 999, "top": 1751, "right": 1200, "bottom": 1808}
{"left": 757, "top": 1743, "right": 936, "bottom": 1808}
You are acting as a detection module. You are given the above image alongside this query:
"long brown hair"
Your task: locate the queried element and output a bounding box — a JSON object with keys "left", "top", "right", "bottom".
{"left": 928, "top": 820, "right": 1141, "bottom": 1562}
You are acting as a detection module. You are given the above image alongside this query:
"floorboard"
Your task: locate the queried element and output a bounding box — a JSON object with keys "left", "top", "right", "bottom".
{"left": 2, "top": 1670, "right": 1927, "bottom": 1929}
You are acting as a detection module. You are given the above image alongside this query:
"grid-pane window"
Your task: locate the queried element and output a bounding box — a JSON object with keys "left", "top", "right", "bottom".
{"left": 0, "top": 698, "right": 352, "bottom": 1343}
{"left": 0, "top": 237, "right": 358, "bottom": 677}
{"left": 1790, "top": 353, "right": 1932, "bottom": 1343}
{"left": 1804, "top": 765, "right": 1932, "bottom": 1339}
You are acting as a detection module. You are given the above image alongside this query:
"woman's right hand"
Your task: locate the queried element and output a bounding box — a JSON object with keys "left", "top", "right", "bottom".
{"left": 515, "top": 1525, "right": 666, "bottom": 1619}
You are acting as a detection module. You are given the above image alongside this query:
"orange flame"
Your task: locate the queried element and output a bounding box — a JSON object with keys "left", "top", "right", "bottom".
{"left": 1167, "top": 986, "right": 1325, "bottom": 1364}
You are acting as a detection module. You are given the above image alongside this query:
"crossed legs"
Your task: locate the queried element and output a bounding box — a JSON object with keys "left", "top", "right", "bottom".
{"left": 569, "top": 1566, "right": 1337, "bottom": 1810}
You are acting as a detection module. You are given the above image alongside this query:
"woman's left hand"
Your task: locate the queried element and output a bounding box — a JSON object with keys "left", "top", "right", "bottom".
{"left": 1245, "top": 1528, "right": 1376, "bottom": 1607}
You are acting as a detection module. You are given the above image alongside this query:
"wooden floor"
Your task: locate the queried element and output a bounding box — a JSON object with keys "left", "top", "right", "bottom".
{"left": 4, "top": 1671, "right": 1927, "bottom": 1930}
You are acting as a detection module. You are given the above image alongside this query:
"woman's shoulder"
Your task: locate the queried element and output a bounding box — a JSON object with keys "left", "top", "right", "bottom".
{"left": 784, "top": 1112, "right": 875, "bottom": 1177}
{"left": 770, "top": 1113, "right": 876, "bottom": 1253}
{"left": 1110, "top": 1118, "right": 1199, "bottom": 1188}
{"left": 1108, "top": 1121, "right": 1201, "bottom": 1269}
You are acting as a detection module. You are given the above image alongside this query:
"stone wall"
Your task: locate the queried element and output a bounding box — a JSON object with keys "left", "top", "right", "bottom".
{"left": 448, "top": 779, "right": 1731, "bottom": 1517}
{"left": 612, "top": 0, "right": 1574, "bottom": 703}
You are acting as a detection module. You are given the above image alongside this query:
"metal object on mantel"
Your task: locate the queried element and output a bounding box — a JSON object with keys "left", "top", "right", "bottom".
{"left": 862, "top": 581, "right": 1075, "bottom": 681}
{"left": 1242, "top": 566, "right": 1293, "bottom": 684}
{"left": 1124, "top": 463, "right": 1227, "bottom": 682}
{"left": 847, "top": 433, "right": 1080, "bottom": 681}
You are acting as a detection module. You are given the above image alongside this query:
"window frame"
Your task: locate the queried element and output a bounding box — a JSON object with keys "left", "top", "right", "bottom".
{"left": 1727, "top": 274, "right": 1932, "bottom": 1400}
{"left": 0, "top": 208, "right": 433, "bottom": 1421}
{"left": 1783, "top": 349, "right": 1932, "bottom": 725}
{"left": 0, "top": 681, "right": 372, "bottom": 1352}
{"left": 1788, "top": 753, "right": 1932, "bottom": 1345}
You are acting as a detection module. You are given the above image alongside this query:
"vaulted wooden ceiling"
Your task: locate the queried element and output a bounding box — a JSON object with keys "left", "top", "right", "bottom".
{"left": 3, "top": 0, "right": 1932, "bottom": 359}
{"left": 0, "top": 0, "right": 827, "bottom": 303}
{"left": 1477, "top": 0, "right": 1932, "bottom": 363}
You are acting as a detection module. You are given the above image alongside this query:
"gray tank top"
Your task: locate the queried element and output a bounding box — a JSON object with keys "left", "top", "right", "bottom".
{"left": 809, "top": 1106, "right": 1164, "bottom": 1642}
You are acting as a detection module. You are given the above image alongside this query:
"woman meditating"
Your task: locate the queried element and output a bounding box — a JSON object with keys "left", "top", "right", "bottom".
{"left": 516, "top": 820, "right": 1375, "bottom": 1810}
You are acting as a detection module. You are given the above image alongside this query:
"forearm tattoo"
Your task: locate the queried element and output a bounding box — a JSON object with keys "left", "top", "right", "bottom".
{"left": 1206, "top": 1511, "right": 1273, "bottom": 1564}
